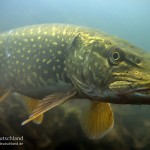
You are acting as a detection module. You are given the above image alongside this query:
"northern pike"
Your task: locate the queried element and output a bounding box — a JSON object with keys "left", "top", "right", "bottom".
{"left": 0, "top": 24, "right": 150, "bottom": 139}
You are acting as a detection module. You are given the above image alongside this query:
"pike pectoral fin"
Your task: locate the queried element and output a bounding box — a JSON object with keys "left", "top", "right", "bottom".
{"left": 0, "top": 88, "right": 12, "bottom": 103}
{"left": 80, "top": 101, "right": 114, "bottom": 140}
{"left": 22, "top": 90, "right": 77, "bottom": 125}
{"left": 24, "top": 97, "right": 43, "bottom": 124}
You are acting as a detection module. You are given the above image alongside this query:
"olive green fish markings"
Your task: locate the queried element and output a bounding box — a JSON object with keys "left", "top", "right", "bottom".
{"left": 0, "top": 24, "right": 150, "bottom": 140}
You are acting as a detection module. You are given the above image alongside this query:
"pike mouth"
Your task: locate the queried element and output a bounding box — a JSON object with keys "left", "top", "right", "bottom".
{"left": 125, "top": 88, "right": 150, "bottom": 95}
{"left": 109, "top": 81, "right": 150, "bottom": 96}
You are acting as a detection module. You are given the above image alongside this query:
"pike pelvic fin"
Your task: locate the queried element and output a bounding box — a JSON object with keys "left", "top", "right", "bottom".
{"left": 0, "top": 88, "right": 12, "bottom": 103}
{"left": 23, "top": 97, "right": 43, "bottom": 124}
{"left": 22, "top": 90, "right": 77, "bottom": 125}
{"left": 80, "top": 101, "right": 114, "bottom": 140}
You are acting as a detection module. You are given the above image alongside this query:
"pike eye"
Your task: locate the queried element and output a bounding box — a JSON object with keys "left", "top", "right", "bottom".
{"left": 109, "top": 48, "right": 123, "bottom": 65}
{"left": 112, "top": 52, "right": 120, "bottom": 60}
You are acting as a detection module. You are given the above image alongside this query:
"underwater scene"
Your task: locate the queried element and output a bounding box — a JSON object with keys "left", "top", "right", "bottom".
{"left": 0, "top": 0, "right": 150, "bottom": 150}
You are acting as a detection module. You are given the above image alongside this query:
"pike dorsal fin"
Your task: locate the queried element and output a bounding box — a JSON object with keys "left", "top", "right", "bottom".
{"left": 22, "top": 90, "right": 77, "bottom": 125}
{"left": 80, "top": 101, "right": 114, "bottom": 139}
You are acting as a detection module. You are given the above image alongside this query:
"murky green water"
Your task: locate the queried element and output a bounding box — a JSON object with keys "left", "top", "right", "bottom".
{"left": 0, "top": 0, "right": 149, "bottom": 149}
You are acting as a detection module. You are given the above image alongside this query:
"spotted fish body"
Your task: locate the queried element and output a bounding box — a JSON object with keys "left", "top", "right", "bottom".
{"left": 0, "top": 24, "right": 119, "bottom": 99}
{"left": 0, "top": 24, "right": 150, "bottom": 140}
{"left": 0, "top": 23, "right": 150, "bottom": 102}
{"left": 0, "top": 24, "right": 87, "bottom": 99}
